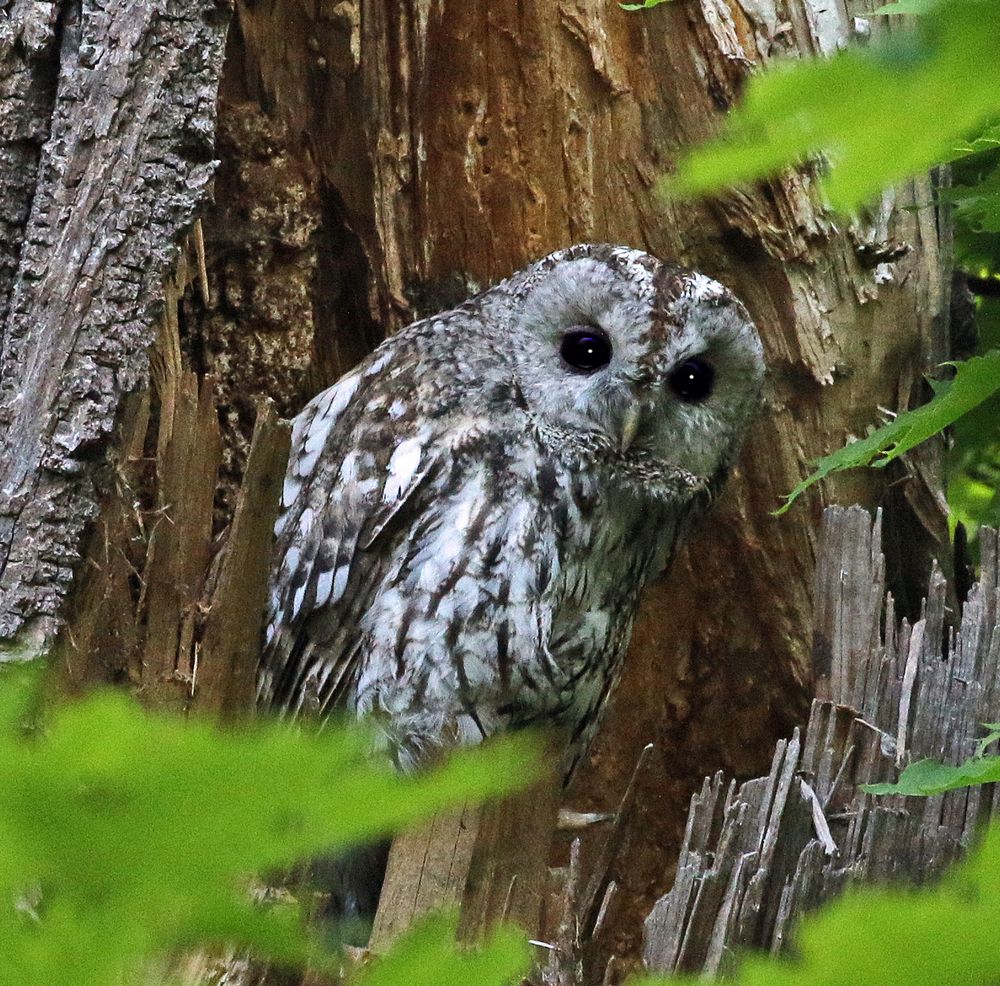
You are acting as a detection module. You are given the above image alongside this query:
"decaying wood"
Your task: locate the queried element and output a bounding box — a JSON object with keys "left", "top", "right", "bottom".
{"left": 197, "top": 401, "right": 290, "bottom": 717}
{"left": 368, "top": 805, "right": 481, "bottom": 951}
{"left": 642, "top": 506, "right": 1000, "bottom": 977}
{"left": 369, "top": 759, "right": 562, "bottom": 953}
{"left": 58, "top": 253, "right": 288, "bottom": 719}
{"left": 457, "top": 766, "right": 562, "bottom": 944}
{"left": 0, "top": 0, "right": 230, "bottom": 654}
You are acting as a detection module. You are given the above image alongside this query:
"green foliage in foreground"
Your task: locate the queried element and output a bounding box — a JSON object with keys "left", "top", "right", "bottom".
{"left": 666, "top": 0, "right": 1000, "bottom": 212}
{"left": 862, "top": 722, "right": 1000, "bottom": 796}
{"left": 360, "top": 914, "right": 527, "bottom": 986}
{"left": 619, "top": 0, "right": 672, "bottom": 10}
{"left": 7, "top": 667, "right": 1000, "bottom": 986}
{"left": 863, "top": 754, "right": 1000, "bottom": 796}
{"left": 0, "top": 669, "right": 535, "bottom": 986}
{"left": 637, "top": 823, "right": 1000, "bottom": 986}
{"left": 775, "top": 350, "right": 1000, "bottom": 514}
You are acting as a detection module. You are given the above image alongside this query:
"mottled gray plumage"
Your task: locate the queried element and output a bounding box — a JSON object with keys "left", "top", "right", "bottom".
{"left": 259, "top": 244, "right": 764, "bottom": 780}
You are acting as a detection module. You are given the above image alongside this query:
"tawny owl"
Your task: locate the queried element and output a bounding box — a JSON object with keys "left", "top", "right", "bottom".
{"left": 259, "top": 244, "right": 764, "bottom": 778}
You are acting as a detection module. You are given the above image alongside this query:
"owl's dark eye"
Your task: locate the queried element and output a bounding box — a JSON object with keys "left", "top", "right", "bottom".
{"left": 668, "top": 357, "right": 715, "bottom": 403}
{"left": 560, "top": 328, "right": 612, "bottom": 372}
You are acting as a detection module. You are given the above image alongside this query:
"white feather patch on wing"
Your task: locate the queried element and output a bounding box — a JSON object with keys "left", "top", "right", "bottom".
{"left": 332, "top": 564, "right": 351, "bottom": 604}
{"left": 295, "top": 447, "right": 322, "bottom": 479}
{"left": 274, "top": 510, "right": 289, "bottom": 537}
{"left": 365, "top": 351, "right": 391, "bottom": 377}
{"left": 281, "top": 474, "right": 300, "bottom": 509}
{"left": 383, "top": 435, "right": 424, "bottom": 503}
{"left": 283, "top": 546, "right": 301, "bottom": 574}
{"left": 299, "top": 506, "right": 314, "bottom": 537}
{"left": 339, "top": 450, "right": 360, "bottom": 484}
{"left": 324, "top": 373, "right": 361, "bottom": 422}
{"left": 314, "top": 568, "right": 335, "bottom": 608}
{"left": 291, "top": 583, "right": 307, "bottom": 621}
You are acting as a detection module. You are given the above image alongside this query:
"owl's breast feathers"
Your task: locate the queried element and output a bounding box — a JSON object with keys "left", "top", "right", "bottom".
{"left": 259, "top": 331, "right": 683, "bottom": 767}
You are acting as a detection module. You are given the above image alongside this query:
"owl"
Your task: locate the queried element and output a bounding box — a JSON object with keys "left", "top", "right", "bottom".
{"left": 259, "top": 244, "right": 764, "bottom": 778}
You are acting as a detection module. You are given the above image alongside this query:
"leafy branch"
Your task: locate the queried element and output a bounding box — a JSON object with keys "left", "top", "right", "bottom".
{"left": 666, "top": 0, "right": 1000, "bottom": 213}
{"left": 0, "top": 668, "right": 536, "bottom": 986}
{"left": 775, "top": 350, "right": 1000, "bottom": 514}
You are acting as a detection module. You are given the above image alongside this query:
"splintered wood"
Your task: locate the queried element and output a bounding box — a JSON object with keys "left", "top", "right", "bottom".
{"left": 642, "top": 506, "right": 1000, "bottom": 978}
{"left": 59, "top": 297, "right": 289, "bottom": 718}
{"left": 369, "top": 758, "right": 562, "bottom": 952}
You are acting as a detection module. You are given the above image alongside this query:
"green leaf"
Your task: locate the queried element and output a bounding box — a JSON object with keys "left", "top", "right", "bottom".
{"left": 862, "top": 755, "right": 1000, "bottom": 796}
{"left": 619, "top": 0, "right": 671, "bottom": 9}
{"left": 944, "top": 163, "right": 1000, "bottom": 232}
{"left": 776, "top": 350, "right": 1000, "bottom": 514}
{"left": 0, "top": 680, "right": 538, "bottom": 986}
{"left": 974, "top": 723, "right": 1000, "bottom": 759}
{"left": 356, "top": 914, "right": 530, "bottom": 986}
{"left": 872, "top": 0, "right": 940, "bottom": 15}
{"left": 666, "top": 0, "right": 1000, "bottom": 212}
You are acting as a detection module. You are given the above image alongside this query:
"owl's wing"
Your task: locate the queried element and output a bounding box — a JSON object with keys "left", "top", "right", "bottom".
{"left": 258, "top": 349, "right": 450, "bottom": 716}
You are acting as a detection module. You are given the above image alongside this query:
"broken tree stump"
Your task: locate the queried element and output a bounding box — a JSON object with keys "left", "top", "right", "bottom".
{"left": 643, "top": 506, "right": 1000, "bottom": 978}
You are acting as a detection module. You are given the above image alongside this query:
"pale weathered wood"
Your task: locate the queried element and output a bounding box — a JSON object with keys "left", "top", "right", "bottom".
{"left": 196, "top": 401, "right": 290, "bottom": 717}
{"left": 0, "top": 0, "right": 230, "bottom": 654}
{"left": 457, "top": 767, "right": 562, "bottom": 944}
{"left": 139, "top": 370, "right": 222, "bottom": 712}
{"left": 368, "top": 805, "right": 481, "bottom": 952}
{"left": 642, "top": 506, "right": 1000, "bottom": 977}
{"left": 56, "top": 244, "right": 287, "bottom": 722}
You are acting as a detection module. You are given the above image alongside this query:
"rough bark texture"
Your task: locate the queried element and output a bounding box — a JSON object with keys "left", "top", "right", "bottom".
{"left": 643, "top": 506, "right": 1000, "bottom": 976}
{"left": 0, "top": 0, "right": 231, "bottom": 652}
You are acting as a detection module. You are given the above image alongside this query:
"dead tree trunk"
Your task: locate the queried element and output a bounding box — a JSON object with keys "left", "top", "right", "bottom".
{"left": 643, "top": 507, "right": 1000, "bottom": 978}
{"left": 0, "top": 0, "right": 956, "bottom": 979}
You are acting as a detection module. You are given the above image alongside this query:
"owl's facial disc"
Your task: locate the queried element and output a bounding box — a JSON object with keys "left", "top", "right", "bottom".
{"left": 507, "top": 245, "right": 763, "bottom": 484}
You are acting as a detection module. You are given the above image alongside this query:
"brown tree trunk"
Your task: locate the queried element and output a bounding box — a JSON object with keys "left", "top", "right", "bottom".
{"left": 0, "top": 0, "right": 953, "bottom": 979}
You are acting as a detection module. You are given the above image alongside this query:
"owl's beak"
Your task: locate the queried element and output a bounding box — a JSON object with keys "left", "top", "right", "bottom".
{"left": 620, "top": 403, "right": 642, "bottom": 453}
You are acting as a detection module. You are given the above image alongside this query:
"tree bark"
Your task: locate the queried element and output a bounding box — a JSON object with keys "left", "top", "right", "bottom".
{"left": 0, "top": 0, "right": 230, "bottom": 653}
{"left": 643, "top": 508, "right": 1000, "bottom": 978}
{"left": 0, "top": 0, "right": 955, "bottom": 978}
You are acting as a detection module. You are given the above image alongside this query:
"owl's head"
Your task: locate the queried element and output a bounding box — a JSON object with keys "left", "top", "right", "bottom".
{"left": 493, "top": 244, "right": 765, "bottom": 493}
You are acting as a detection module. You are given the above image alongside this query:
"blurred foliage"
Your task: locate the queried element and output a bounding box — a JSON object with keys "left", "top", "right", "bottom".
{"left": 637, "top": 823, "right": 1000, "bottom": 986}
{"left": 667, "top": 0, "right": 1000, "bottom": 212}
{"left": 0, "top": 666, "right": 535, "bottom": 986}
{"left": 358, "top": 914, "right": 528, "bottom": 986}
